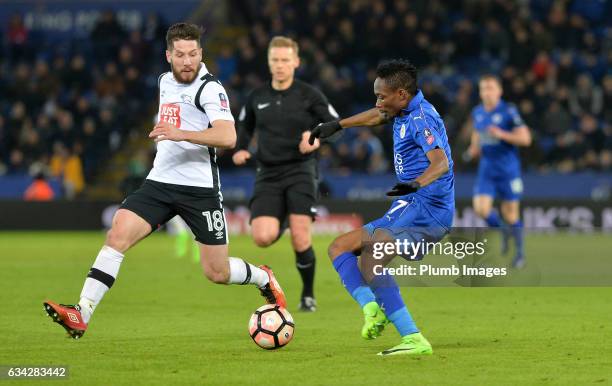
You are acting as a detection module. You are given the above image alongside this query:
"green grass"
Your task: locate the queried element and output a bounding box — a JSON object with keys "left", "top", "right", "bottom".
{"left": 0, "top": 232, "right": 611, "bottom": 386}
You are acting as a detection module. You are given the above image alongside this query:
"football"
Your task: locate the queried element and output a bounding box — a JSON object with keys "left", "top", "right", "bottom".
{"left": 248, "top": 304, "right": 294, "bottom": 349}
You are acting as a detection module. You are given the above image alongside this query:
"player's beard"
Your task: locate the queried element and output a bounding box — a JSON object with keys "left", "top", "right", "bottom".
{"left": 171, "top": 62, "right": 200, "bottom": 84}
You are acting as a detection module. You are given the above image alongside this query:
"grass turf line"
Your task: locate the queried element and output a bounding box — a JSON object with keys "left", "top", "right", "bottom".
{"left": 0, "top": 231, "right": 610, "bottom": 386}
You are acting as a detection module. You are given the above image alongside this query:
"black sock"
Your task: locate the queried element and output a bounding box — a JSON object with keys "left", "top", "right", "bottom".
{"left": 295, "top": 247, "right": 316, "bottom": 298}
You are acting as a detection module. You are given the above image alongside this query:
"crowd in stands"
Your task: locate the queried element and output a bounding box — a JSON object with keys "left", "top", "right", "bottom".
{"left": 1, "top": 0, "right": 610, "bottom": 199}
{"left": 0, "top": 11, "right": 167, "bottom": 197}
{"left": 222, "top": 0, "right": 610, "bottom": 173}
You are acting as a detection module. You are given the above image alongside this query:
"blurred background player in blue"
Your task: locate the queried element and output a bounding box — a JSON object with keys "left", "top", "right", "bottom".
{"left": 467, "top": 75, "right": 532, "bottom": 268}
{"left": 309, "top": 59, "right": 454, "bottom": 356}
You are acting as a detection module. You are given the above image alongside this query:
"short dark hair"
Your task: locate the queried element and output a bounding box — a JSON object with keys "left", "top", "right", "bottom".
{"left": 479, "top": 73, "right": 502, "bottom": 86}
{"left": 166, "top": 22, "right": 202, "bottom": 50}
{"left": 376, "top": 59, "right": 418, "bottom": 94}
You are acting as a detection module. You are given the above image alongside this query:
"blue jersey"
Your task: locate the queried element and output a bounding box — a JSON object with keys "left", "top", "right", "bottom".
{"left": 392, "top": 90, "right": 454, "bottom": 211}
{"left": 471, "top": 100, "right": 524, "bottom": 178}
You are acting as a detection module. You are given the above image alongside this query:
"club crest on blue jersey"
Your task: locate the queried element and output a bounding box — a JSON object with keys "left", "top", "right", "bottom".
{"left": 400, "top": 124, "right": 406, "bottom": 138}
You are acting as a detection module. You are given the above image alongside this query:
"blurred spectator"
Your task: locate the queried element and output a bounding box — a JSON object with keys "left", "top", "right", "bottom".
{"left": 542, "top": 101, "right": 572, "bottom": 138}
{"left": 23, "top": 172, "right": 55, "bottom": 201}
{"left": 555, "top": 52, "right": 577, "bottom": 86}
{"left": 8, "top": 149, "right": 27, "bottom": 174}
{"left": 65, "top": 55, "right": 92, "bottom": 94}
{"left": 353, "top": 129, "right": 388, "bottom": 174}
{"left": 49, "top": 142, "right": 85, "bottom": 198}
{"left": 577, "top": 114, "right": 606, "bottom": 170}
{"left": 531, "top": 52, "right": 552, "bottom": 80}
{"left": 120, "top": 150, "right": 148, "bottom": 196}
{"left": 91, "top": 10, "right": 126, "bottom": 62}
{"left": 569, "top": 74, "right": 603, "bottom": 117}
{"left": 7, "top": 14, "right": 29, "bottom": 62}
{"left": 445, "top": 88, "right": 472, "bottom": 140}
{"left": 603, "top": 75, "right": 612, "bottom": 124}
{"left": 482, "top": 19, "right": 510, "bottom": 62}
{"left": 216, "top": 46, "right": 238, "bottom": 84}
{"left": 508, "top": 26, "right": 534, "bottom": 69}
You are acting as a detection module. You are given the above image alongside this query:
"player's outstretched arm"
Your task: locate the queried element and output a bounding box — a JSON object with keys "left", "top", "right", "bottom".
{"left": 465, "top": 124, "right": 481, "bottom": 161}
{"left": 149, "top": 120, "right": 237, "bottom": 149}
{"left": 308, "top": 108, "right": 388, "bottom": 144}
{"left": 339, "top": 107, "right": 389, "bottom": 128}
{"left": 488, "top": 125, "right": 532, "bottom": 147}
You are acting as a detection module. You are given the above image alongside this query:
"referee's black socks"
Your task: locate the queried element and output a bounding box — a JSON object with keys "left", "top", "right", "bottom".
{"left": 295, "top": 247, "right": 316, "bottom": 298}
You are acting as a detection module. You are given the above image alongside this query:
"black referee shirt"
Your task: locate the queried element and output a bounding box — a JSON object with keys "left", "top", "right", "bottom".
{"left": 237, "top": 79, "right": 338, "bottom": 166}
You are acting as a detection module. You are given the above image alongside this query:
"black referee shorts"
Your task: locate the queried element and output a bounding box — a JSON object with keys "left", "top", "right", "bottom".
{"left": 249, "top": 159, "right": 318, "bottom": 222}
{"left": 120, "top": 180, "right": 227, "bottom": 245}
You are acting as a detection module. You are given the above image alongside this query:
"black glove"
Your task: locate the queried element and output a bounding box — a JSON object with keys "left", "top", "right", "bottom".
{"left": 308, "top": 120, "right": 342, "bottom": 145}
{"left": 386, "top": 181, "right": 421, "bottom": 196}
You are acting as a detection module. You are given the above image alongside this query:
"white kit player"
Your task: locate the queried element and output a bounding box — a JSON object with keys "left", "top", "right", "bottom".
{"left": 43, "top": 23, "right": 287, "bottom": 339}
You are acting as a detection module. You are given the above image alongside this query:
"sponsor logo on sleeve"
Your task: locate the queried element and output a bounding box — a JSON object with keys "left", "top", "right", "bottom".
{"left": 424, "top": 128, "right": 434, "bottom": 145}
{"left": 219, "top": 93, "right": 228, "bottom": 108}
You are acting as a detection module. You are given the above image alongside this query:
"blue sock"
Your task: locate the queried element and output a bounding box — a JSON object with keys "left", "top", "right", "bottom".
{"left": 485, "top": 211, "right": 501, "bottom": 227}
{"left": 371, "top": 273, "right": 418, "bottom": 336}
{"left": 511, "top": 220, "right": 524, "bottom": 256}
{"left": 388, "top": 307, "right": 419, "bottom": 337}
{"left": 332, "top": 252, "right": 375, "bottom": 308}
{"left": 370, "top": 273, "right": 405, "bottom": 315}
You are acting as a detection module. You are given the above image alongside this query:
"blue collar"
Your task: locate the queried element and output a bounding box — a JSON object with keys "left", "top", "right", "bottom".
{"left": 402, "top": 90, "right": 424, "bottom": 113}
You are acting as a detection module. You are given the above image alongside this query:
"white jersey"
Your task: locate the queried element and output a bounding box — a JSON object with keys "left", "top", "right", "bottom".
{"left": 146, "top": 63, "right": 234, "bottom": 189}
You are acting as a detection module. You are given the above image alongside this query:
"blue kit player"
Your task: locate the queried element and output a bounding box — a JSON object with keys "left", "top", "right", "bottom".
{"left": 467, "top": 74, "right": 531, "bottom": 268}
{"left": 309, "top": 60, "right": 454, "bottom": 356}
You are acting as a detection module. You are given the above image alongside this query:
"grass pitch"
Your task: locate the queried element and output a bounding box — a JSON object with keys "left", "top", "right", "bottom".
{"left": 0, "top": 231, "right": 610, "bottom": 385}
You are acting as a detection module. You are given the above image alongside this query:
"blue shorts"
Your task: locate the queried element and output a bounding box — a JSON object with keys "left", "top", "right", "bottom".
{"left": 474, "top": 174, "right": 523, "bottom": 201}
{"left": 364, "top": 195, "right": 453, "bottom": 256}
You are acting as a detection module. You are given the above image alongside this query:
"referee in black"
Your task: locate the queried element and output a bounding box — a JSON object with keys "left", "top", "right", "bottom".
{"left": 233, "top": 36, "right": 339, "bottom": 312}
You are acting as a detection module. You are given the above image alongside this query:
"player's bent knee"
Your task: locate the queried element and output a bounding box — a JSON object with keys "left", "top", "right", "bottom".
{"left": 253, "top": 232, "right": 275, "bottom": 247}
{"left": 291, "top": 233, "right": 311, "bottom": 252}
{"left": 473, "top": 197, "right": 492, "bottom": 219}
{"left": 293, "top": 240, "right": 311, "bottom": 253}
{"left": 251, "top": 223, "right": 278, "bottom": 247}
{"left": 105, "top": 228, "right": 132, "bottom": 253}
{"left": 502, "top": 212, "right": 519, "bottom": 225}
{"left": 473, "top": 205, "right": 490, "bottom": 219}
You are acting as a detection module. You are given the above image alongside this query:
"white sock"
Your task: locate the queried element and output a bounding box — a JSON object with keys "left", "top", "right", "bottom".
{"left": 227, "top": 257, "right": 269, "bottom": 288}
{"left": 78, "top": 246, "right": 124, "bottom": 323}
